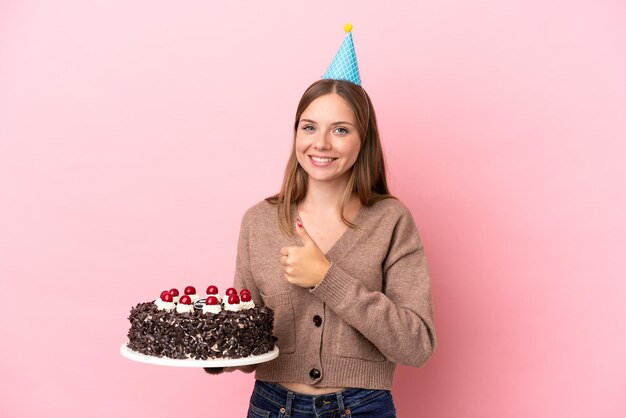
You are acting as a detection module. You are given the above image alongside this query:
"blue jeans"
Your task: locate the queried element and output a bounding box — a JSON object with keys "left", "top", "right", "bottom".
{"left": 247, "top": 380, "right": 397, "bottom": 418}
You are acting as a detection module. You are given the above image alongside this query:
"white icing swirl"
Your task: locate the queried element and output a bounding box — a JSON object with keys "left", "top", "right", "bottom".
{"left": 176, "top": 303, "right": 195, "bottom": 314}
{"left": 154, "top": 298, "right": 176, "bottom": 311}
{"left": 239, "top": 301, "right": 255, "bottom": 310}
{"left": 157, "top": 299, "right": 176, "bottom": 312}
{"left": 202, "top": 304, "right": 221, "bottom": 315}
{"left": 224, "top": 301, "right": 242, "bottom": 312}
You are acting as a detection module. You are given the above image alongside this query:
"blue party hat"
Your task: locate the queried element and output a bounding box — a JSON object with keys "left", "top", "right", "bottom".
{"left": 322, "top": 23, "right": 362, "bottom": 86}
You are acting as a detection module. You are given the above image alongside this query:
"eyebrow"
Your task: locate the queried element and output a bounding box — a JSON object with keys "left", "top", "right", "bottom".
{"left": 300, "top": 119, "right": 354, "bottom": 127}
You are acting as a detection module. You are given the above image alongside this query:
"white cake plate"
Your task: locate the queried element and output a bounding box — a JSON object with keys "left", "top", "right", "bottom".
{"left": 120, "top": 343, "right": 279, "bottom": 368}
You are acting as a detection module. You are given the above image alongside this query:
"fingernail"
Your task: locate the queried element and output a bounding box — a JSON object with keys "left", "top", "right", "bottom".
{"left": 296, "top": 217, "right": 303, "bottom": 228}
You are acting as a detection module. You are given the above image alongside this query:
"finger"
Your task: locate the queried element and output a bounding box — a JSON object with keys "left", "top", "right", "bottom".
{"left": 295, "top": 217, "right": 315, "bottom": 246}
{"left": 280, "top": 247, "right": 290, "bottom": 256}
{"left": 240, "top": 365, "right": 257, "bottom": 374}
{"left": 203, "top": 367, "right": 225, "bottom": 375}
{"left": 280, "top": 255, "right": 289, "bottom": 266}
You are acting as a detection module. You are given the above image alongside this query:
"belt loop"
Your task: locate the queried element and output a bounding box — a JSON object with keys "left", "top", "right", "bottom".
{"left": 285, "top": 390, "right": 295, "bottom": 416}
{"left": 336, "top": 391, "right": 346, "bottom": 414}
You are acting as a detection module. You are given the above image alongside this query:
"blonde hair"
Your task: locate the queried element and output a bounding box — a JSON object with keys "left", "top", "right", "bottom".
{"left": 267, "top": 79, "right": 394, "bottom": 235}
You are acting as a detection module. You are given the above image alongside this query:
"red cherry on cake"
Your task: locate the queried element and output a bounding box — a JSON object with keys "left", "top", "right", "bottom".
{"left": 160, "top": 290, "right": 170, "bottom": 300}
{"left": 228, "top": 294, "right": 240, "bottom": 304}
{"left": 179, "top": 295, "right": 192, "bottom": 305}
{"left": 184, "top": 286, "right": 196, "bottom": 295}
{"left": 162, "top": 293, "right": 173, "bottom": 303}
{"left": 240, "top": 288, "right": 251, "bottom": 295}
{"left": 240, "top": 292, "right": 252, "bottom": 303}
{"left": 206, "top": 296, "right": 219, "bottom": 305}
{"left": 169, "top": 288, "right": 180, "bottom": 297}
{"left": 206, "top": 285, "right": 218, "bottom": 295}
{"left": 225, "top": 287, "right": 237, "bottom": 296}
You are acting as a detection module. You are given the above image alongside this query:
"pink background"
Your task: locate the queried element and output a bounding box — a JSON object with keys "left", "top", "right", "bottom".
{"left": 1, "top": 1, "right": 625, "bottom": 417}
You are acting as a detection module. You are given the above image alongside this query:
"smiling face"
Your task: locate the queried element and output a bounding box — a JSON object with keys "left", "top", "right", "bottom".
{"left": 295, "top": 93, "right": 361, "bottom": 187}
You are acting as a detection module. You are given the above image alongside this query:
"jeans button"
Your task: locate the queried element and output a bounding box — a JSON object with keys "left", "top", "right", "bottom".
{"left": 309, "top": 368, "right": 321, "bottom": 379}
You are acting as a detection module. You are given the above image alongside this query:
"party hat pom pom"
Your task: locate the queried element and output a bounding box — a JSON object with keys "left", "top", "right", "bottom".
{"left": 344, "top": 23, "right": 353, "bottom": 33}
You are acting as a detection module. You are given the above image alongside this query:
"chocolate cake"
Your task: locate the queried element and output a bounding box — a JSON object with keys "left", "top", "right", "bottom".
{"left": 126, "top": 286, "right": 275, "bottom": 360}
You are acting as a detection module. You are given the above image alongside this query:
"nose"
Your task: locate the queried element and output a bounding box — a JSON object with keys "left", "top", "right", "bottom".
{"left": 313, "top": 131, "right": 331, "bottom": 150}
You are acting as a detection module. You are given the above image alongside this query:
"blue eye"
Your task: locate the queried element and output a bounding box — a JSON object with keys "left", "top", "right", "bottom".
{"left": 334, "top": 127, "right": 349, "bottom": 135}
{"left": 302, "top": 125, "right": 315, "bottom": 132}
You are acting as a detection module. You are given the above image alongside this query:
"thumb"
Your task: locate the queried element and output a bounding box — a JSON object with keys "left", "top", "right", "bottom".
{"left": 295, "top": 217, "right": 315, "bottom": 246}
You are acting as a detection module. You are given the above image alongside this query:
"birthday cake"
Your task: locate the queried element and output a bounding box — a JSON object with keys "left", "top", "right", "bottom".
{"left": 126, "top": 286, "right": 275, "bottom": 360}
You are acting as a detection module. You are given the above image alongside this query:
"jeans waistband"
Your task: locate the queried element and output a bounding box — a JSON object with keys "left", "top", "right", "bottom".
{"left": 252, "top": 380, "right": 389, "bottom": 416}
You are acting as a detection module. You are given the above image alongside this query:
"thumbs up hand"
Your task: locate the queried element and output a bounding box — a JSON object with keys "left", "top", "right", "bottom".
{"left": 280, "top": 217, "right": 331, "bottom": 289}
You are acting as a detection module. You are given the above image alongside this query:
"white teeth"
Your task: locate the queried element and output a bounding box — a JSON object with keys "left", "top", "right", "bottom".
{"left": 311, "top": 156, "right": 334, "bottom": 163}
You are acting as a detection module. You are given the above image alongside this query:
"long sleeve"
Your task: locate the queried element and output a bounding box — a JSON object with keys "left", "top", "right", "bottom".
{"left": 232, "top": 208, "right": 263, "bottom": 305}
{"left": 310, "top": 206, "right": 437, "bottom": 367}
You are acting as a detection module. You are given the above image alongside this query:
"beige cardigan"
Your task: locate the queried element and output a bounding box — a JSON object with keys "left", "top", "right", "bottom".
{"left": 234, "top": 198, "right": 436, "bottom": 390}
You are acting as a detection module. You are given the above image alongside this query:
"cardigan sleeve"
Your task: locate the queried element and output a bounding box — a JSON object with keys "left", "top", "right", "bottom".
{"left": 310, "top": 207, "right": 437, "bottom": 368}
{"left": 232, "top": 208, "right": 263, "bottom": 305}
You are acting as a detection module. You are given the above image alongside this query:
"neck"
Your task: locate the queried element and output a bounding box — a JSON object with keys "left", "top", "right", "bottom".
{"left": 301, "top": 176, "right": 353, "bottom": 216}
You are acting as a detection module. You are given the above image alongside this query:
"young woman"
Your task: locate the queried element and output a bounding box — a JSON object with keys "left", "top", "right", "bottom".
{"left": 220, "top": 78, "right": 437, "bottom": 417}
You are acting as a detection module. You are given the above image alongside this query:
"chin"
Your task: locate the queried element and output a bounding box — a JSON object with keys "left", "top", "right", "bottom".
{"left": 307, "top": 172, "right": 351, "bottom": 184}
